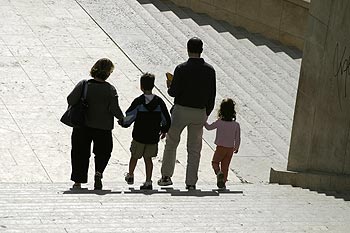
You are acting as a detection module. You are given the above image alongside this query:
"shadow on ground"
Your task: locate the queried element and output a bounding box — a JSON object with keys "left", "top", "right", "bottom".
{"left": 63, "top": 187, "right": 243, "bottom": 197}
{"left": 136, "top": 0, "right": 302, "bottom": 59}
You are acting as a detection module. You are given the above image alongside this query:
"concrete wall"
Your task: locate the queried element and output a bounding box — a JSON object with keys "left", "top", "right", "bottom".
{"left": 167, "top": 0, "right": 310, "bottom": 50}
{"left": 271, "top": 0, "right": 350, "bottom": 192}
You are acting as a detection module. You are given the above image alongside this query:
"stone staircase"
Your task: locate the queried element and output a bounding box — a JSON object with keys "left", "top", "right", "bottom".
{"left": 77, "top": 0, "right": 301, "bottom": 183}
{"left": 0, "top": 182, "right": 349, "bottom": 232}
{"left": 2, "top": 1, "right": 350, "bottom": 232}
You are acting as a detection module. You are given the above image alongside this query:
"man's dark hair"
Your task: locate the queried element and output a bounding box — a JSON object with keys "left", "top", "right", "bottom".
{"left": 187, "top": 37, "right": 203, "bottom": 54}
{"left": 141, "top": 72, "right": 155, "bottom": 91}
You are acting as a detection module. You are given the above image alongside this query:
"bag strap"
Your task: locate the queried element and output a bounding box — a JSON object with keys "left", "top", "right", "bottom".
{"left": 81, "top": 80, "right": 88, "bottom": 101}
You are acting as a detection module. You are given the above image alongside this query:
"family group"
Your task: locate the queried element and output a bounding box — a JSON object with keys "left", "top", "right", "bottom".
{"left": 65, "top": 37, "right": 241, "bottom": 191}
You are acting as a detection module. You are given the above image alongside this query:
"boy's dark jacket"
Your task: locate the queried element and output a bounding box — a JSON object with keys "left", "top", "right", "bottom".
{"left": 121, "top": 94, "right": 171, "bottom": 144}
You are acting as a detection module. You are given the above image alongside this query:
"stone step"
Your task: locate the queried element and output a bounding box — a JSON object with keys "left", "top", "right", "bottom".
{"left": 0, "top": 183, "right": 349, "bottom": 232}
{"left": 177, "top": 8, "right": 297, "bottom": 108}
{"left": 217, "top": 20, "right": 301, "bottom": 76}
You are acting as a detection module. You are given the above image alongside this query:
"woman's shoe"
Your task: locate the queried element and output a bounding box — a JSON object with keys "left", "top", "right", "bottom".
{"left": 72, "top": 183, "right": 81, "bottom": 189}
{"left": 94, "top": 172, "right": 103, "bottom": 190}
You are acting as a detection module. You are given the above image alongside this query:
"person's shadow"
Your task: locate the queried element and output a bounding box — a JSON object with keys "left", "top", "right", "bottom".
{"left": 63, "top": 188, "right": 121, "bottom": 195}
{"left": 63, "top": 187, "right": 243, "bottom": 197}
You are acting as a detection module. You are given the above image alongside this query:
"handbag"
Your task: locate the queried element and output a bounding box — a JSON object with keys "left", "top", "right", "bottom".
{"left": 60, "top": 80, "right": 89, "bottom": 127}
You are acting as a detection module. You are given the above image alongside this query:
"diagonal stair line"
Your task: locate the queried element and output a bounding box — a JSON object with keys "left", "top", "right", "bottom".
{"left": 73, "top": 0, "right": 172, "bottom": 105}
{"left": 73, "top": 0, "right": 218, "bottom": 153}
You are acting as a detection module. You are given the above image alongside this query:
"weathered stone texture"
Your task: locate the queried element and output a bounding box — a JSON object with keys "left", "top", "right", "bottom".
{"left": 274, "top": 0, "right": 350, "bottom": 192}
{"left": 167, "top": 0, "right": 310, "bottom": 50}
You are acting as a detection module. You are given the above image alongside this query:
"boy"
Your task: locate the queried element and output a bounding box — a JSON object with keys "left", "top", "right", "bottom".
{"left": 120, "top": 73, "right": 171, "bottom": 190}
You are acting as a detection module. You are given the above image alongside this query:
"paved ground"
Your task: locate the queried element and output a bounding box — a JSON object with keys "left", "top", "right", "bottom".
{"left": 0, "top": 0, "right": 239, "bottom": 186}
{"left": 1, "top": 0, "right": 350, "bottom": 232}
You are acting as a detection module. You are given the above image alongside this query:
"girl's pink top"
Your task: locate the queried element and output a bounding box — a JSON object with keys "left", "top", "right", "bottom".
{"left": 204, "top": 119, "right": 241, "bottom": 149}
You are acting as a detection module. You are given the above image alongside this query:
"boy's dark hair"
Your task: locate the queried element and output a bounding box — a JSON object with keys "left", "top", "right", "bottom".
{"left": 187, "top": 37, "right": 203, "bottom": 54}
{"left": 218, "top": 98, "right": 236, "bottom": 121}
{"left": 90, "top": 58, "right": 114, "bottom": 80}
{"left": 141, "top": 72, "right": 155, "bottom": 91}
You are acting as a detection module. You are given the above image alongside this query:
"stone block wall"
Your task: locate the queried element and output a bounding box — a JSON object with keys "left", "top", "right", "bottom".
{"left": 167, "top": 0, "right": 310, "bottom": 50}
{"left": 271, "top": 0, "right": 350, "bottom": 193}
{"left": 288, "top": 0, "right": 350, "bottom": 175}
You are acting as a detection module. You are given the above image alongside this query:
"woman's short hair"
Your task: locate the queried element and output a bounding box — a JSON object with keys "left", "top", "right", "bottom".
{"left": 187, "top": 37, "right": 203, "bottom": 54}
{"left": 140, "top": 72, "right": 155, "bottom": 91}
{"left": 90, "top": 58, "right": 114, "bottom": 80}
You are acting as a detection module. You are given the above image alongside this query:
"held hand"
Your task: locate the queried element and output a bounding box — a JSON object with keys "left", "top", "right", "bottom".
{"left": 160, "top": 132, "right": 166, "bottom": 139}
{"left": 118, "top": 119, "right": 123, "bottom": 126}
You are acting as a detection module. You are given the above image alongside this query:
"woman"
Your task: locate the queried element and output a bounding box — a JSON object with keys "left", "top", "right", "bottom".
{"left": 67, "top": 58, "right": 124, "bottom": 190}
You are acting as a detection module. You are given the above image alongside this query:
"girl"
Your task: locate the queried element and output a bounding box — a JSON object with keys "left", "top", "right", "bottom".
{"left": 204, "top": 98, "right": 241, "bottom": 189}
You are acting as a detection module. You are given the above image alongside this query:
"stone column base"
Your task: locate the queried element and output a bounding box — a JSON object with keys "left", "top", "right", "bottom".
{"left": 270, "top": 168, "right": 350, "bottom": 193}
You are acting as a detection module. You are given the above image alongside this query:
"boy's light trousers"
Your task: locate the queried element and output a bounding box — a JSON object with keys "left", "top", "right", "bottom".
{"left": 161, "top": 104, "right": 207, "bottom": 186}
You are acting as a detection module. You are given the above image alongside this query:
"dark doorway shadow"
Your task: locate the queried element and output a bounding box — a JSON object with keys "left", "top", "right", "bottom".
{"left": 136, "top": 0, "right": 302, "bottom": 59}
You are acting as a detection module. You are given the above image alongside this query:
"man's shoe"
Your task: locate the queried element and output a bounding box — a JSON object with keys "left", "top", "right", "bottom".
{"left": 185, "top": 185, "right": 196, "bottom": 190}
{"left": 216, "top": 171, "right": 225, "bottom": 189}
{"left": 124, "top": 173, "right": 134, "bottom": 185}
{"left": 140, "top": 181, "right": 153, "bottom": 190}
{"left": 157, "top": 176, "right": 173, "bottom": 186}
{"left": 94, "top": 172, "right": 103, "bottom": 190}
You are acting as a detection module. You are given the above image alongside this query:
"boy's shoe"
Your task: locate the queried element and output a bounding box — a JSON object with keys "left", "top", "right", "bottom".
{"left": 140, "top": 181, "right": 153, "bottom": 190}
{"left": 185, "top": 185, "right": 196, "bottom": 190}
{"left": 124, "top": 173, "right": 134, "bottom": 185}
{"left": 157, "top": 176, "right": 173, "bottom": 186}
{"left": 216, "top": 171, "right": 225, "bottom": 189}
{"left": 94, "top": 172, "right": 103, "bottom": 190}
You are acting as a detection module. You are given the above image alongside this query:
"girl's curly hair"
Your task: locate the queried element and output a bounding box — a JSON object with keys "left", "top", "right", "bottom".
{"left": 218, "top": 98, "right": 236, "bottom": 121}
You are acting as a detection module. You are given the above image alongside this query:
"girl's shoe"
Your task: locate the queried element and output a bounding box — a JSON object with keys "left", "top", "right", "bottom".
{"left": 185, "top": 185, "right": 196, "bottom": 190}
{"left": 216, "top": 171, "right": 225, "bottom": 189}
{"left": 140, "top": 181, "right": 153, "bottom": 190}
{"left": 94, "top": 172, "right": 103, "bottom": 190}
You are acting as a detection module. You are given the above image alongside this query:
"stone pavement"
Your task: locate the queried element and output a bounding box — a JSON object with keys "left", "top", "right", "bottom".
{"left": 1, "top": 0, "right": 350, "bottom": 232}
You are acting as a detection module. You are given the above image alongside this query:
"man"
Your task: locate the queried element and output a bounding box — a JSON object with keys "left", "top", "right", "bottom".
{"left": 158, "top": 37, "right": 216, "bottom": 190}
